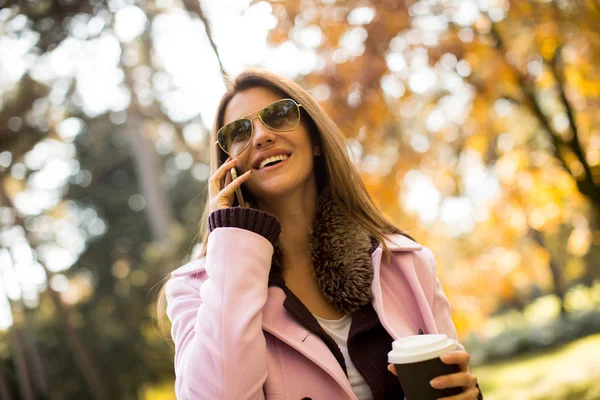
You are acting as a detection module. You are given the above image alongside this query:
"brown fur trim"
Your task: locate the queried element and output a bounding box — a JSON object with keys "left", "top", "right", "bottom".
{"left": 271, "top": 189, "right": 376, "bottom": 314}
{"left": 309, "top": 189, "right": 374, "bottom": 314}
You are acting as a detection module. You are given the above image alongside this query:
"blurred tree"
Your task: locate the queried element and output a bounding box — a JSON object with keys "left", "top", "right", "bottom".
{"left": 0, "top": 0, "right": 221, "bottom": 398}
{"left": 263, "top": 0, "right": 599, "bottom": 330}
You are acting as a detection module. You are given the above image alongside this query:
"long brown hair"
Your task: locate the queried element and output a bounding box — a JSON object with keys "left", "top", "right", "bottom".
{"left": 156, "top": 68, "right": 410, "bottom": 332}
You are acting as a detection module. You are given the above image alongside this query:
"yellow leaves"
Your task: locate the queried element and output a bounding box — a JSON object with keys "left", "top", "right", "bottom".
{"left": 563, "top": 258, "right": 585, "bottom": 282}
{"left": 2, "top": 175, "right": 25, "bottom": 199}
{"left": 465, "top": 135, "right": 489, "bottom": 155}
{"left": 581, "top": 79, "right": 600, "bottom": 97}
{"left": 507, "top": 206, "right": 528, "bottom": 234}
{"left": 528, "top": 208, "right": 546, "bottom": 230}
{"left": 562, "top": 149, "right": 586, "bottom": 179}
{"left": 523, "top": 245, "right": 552, "bottom": 290}
{"left": 60, "top": 273, "right": 95, "bottom": 306}
{"left": 451, "top": 310, "right": 483, "bottom": 340}
{"left": 470, "top": 95, "right": 491, "bottom": 126}
{"left": 499, "top": 278, "right": 515, "bottom": 302}
{"left": 451, "top": 312, "right": 470, "bottom": 338}
{"left": 564, "top": 66, "right": 585, "bottom": 93}
{"left": 496, "top": 150, "right": 528, "bottom": 184}
{"left": 141, "top": 381, "right": 176, "bottom": 400}
{"left": 47, "top": 200, "right": 70, "bottom": 220}
{"left": 536, "top": 68, "right": 555, "bottom": 89}
{"left": 540, "top": 38, "right": 557, "bottom": 61}
{"left": 567, "top": 226, "right": 592, "bottom": 257}
{"left": 528, "top": 203, "right": 563, "bottom": 232}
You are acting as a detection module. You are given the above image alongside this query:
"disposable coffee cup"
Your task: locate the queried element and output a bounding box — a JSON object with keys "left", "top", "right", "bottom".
{"left": 388, "top": 334, "right": 462, "bottom": 400}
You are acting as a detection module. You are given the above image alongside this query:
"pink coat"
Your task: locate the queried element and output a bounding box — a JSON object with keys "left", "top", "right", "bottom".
{"left": 166, "top": 227, "right": 463, "bottom": 399}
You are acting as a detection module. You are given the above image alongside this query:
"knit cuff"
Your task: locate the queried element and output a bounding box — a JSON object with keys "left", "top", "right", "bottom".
{"left": 208, "top": 207, "right": 281, "bottom": 246}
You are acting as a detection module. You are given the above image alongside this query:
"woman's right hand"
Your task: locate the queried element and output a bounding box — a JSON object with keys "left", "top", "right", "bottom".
{"left": 208, "top": 158, "right": 252, "bottom": 213}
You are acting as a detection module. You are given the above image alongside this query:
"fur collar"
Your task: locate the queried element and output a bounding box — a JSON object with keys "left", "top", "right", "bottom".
{"left": 271, "top": 188, "right": 379, "bottom": 315}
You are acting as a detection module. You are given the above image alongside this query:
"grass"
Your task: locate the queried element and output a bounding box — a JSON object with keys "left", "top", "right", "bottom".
{"left": 473, "top": 333, "right": 600, "bottom": 400}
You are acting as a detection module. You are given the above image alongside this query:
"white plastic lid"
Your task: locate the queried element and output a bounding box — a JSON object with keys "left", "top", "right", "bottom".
{"left": 388, "top": 334, "right": 456, "bottom": 364}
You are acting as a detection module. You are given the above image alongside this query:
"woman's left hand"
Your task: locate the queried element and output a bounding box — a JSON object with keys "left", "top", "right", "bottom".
{"left": 387, "top": 350, "right": 480, "bottom": 399}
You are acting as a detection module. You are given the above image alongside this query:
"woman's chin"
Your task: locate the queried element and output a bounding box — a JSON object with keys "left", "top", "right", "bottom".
{"left": 254, "top": 186, "right": 292, "bottom": 200}
{"left": 248, "top": 180, "right": 297, "bottom": 200}
{"left": 247, "top": 170, "right": 316, "bottom": 202}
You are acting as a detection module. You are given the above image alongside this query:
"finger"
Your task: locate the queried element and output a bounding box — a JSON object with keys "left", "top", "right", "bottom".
{"left": 217, "top": 170, "right": 251, "bottom": 198}
{"left": 441, "top": 351, "right": 470, "bottom": 370}
{"left": 430, "top": 371, "right": 477, "bottom": 390}
{"left": 436, "top": 386, "right": 480, "bottom": 400}
{"left": 387, "top": 364, "right": 397, "bottom": 376}
{"left": 208, "top": 158, "right": 236, "bottom": 197}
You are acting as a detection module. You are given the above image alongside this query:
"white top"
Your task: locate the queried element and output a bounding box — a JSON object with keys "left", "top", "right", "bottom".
{"left": 313, "top": 314, "right": 374, "bottom": 400}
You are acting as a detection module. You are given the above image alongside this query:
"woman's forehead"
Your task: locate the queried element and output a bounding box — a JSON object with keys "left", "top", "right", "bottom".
{"left": 223, "top": 87, "right": 284, "bottom": 124}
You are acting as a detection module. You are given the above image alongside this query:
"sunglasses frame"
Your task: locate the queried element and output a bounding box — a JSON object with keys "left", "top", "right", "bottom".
{"left": 216, "top": 98, "right": 303, "bottom": 156}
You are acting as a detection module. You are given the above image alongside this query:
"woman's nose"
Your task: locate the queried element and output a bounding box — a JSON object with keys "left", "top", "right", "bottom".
{"left": 251, "top": 118, "right": 276, "bottom": 148}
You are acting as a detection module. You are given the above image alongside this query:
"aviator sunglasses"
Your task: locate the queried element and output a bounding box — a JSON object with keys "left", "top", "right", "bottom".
{"left": 216, "top": 98, "right": 303, "bottom": 156}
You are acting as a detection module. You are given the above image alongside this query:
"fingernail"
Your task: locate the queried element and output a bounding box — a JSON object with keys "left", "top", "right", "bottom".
{"left": 430, "top": 378, "right": 441, "bottom": 388}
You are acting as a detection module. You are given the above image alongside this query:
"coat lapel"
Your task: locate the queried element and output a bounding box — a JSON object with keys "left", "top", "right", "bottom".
{"left": 375, "top": 235, "right": 438, "bottom": 336}
{"left": 261, "top": 286, "right": 356, "bottom": 399}
{"left": 261, "top": 234, "right": 434, "bottom": 398}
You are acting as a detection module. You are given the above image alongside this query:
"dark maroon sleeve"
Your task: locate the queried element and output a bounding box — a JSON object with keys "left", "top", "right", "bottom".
{"left": 208, "top": 207, "right": 281, "bottom": 246}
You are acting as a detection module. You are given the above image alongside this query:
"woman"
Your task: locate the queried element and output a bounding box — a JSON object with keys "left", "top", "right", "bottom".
{"left": 162, "top": 68, "right": 482, "bottom": 399}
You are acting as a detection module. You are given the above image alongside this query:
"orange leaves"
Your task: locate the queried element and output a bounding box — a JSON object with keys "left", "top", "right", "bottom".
{"left": 268, "top": 26, "right": 291, "bottom": 46}
{"left": 264, "top": 0, "right": 600, "bottom": 339}
{"left": 320, "top": 19, "right": 347, "bottom": 47}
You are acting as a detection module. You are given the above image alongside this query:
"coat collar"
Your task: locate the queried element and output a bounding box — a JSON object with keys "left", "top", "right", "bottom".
{"left": 270, "top": 188, "right": 419, "bottom": 315}
{"left": 383, "top": 234, "right": 423, "bottom": 252}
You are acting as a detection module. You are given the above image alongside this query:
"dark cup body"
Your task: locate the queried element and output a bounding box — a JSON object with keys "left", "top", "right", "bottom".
{"left": 394, "top": 357, "right": 462, "bottom": 400}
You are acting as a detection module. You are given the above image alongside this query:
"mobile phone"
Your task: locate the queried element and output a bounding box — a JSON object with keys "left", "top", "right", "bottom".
{"left": 229, "top": 167, "right": 246, "bottom": 208}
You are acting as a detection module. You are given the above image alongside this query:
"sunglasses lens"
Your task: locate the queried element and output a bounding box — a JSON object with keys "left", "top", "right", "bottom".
{"left": 218, "top": 119, "right": 252, "bottom": 154}
{"left": 260, "top": 99, "right": 300, "bottom": 130}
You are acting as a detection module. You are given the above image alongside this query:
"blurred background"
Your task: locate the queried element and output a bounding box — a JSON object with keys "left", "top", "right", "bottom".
{"left": 0, "top": 0, "right": 599, "bottom": 399}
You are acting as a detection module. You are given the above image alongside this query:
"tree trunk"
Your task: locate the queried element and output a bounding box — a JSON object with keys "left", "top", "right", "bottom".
{"left": 530, "top": 228, "right": 568, "bottom": 317}
{"left": 0, "top": 359, "right": 12, "bottom": 400}
{"left": 118, "top": 32, "right": 175, "bottom": 248}
{"left": 42, "top": 270, "right": 109, "bottom": 400}
{"left": 8, "top": 325, "right": 35, "bottom": 400}
{"left": 6, "top": 295, "right": 48, "bottom": 398}
{"left": 21, "top": 308, "right": 48, "bottom": 397}
{"left": 127, "top": 117, "right": 174, "bottom": 246}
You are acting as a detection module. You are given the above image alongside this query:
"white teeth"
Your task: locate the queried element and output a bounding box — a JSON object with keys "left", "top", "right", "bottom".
{"left": 259, "top": 154, "right": 289, "bottom": 169}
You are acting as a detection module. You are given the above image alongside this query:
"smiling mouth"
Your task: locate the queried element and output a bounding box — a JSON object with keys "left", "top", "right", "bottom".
{"left": 257, "top": 154, "right": 290, "bottom": 170}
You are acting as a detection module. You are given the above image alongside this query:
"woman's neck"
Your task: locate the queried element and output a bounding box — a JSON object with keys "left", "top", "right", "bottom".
{"left": 256, "top": 183, "right": 318, "bottom": 265}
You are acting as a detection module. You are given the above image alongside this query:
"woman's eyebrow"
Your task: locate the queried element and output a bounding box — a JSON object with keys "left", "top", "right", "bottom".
{"left": 225, "top": 108, "right": 257, "bottom": 124}
{"left": 233, "top": 100, "right": 279, "bottom": 121}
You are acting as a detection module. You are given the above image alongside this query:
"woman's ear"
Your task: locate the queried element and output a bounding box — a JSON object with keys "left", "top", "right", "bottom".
{"left": 313, "top": 145, "right": 321, "bottom": 156}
